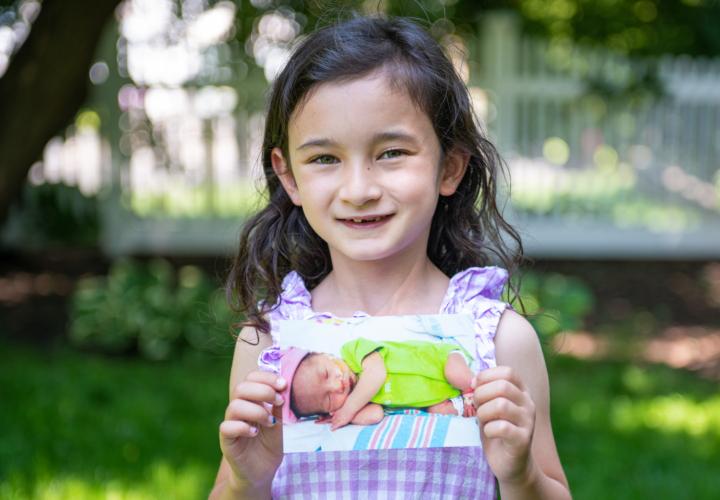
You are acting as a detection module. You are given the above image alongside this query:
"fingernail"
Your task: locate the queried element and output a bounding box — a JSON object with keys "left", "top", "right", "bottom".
{"left": 268, "top": 415, "right": 276, "bottom": 426}
{"left": 250, "top": 426, "right": 258, "bottom": 435}
{"left": 276, "top": 377, "right": 287, "bottom": 389}
{"left": 274, "top": 393, "right": 284, "bottom": 406}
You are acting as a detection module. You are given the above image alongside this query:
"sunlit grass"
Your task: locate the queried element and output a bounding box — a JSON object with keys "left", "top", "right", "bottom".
{"left": 611, "top": 393, "right": 720, "bottom": 438}
{"left": 125, "top": 183, "right": 264, "bottom": 218}
{"left": 506, "top": 161, "right": 710, "bottom": 232}
{"left": 1, "top": 462, "right": 209, "bottom": 500}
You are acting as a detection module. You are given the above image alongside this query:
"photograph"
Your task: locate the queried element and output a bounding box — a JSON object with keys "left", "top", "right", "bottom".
{"left": 272, "top": 314, "right": 484, "bottom": 453}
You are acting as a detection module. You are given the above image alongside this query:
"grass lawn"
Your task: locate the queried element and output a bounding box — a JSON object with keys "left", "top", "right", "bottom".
{"left": 1, "top": 340, "right": 719, "bottom": 499}
{"left": 0, "top": 341, "right": 230, "bottom": 499}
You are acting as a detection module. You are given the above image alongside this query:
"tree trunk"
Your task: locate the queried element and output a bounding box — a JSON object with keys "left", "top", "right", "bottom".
{"left": 0, "top": 0, "right": 122, "bottom": 224}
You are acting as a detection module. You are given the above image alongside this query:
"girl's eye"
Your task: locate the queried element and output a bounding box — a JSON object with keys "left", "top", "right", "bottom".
{"left": 311, "top": 154, "right": 339, "bottom": 165}
{"left": 379, "top": 149, "right": 405, "bottom": 160}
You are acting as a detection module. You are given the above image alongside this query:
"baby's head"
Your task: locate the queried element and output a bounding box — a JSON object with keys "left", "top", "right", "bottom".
{"left": 281, "top": 348, "right": 357, "bottom": 422}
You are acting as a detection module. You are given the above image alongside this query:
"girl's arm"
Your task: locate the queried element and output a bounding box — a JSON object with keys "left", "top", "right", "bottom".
{"left": 330, "top": 351, "right": 386, "bottom": 429}
{"left": 473, "top": 309, "right": 571, "bottom": 500}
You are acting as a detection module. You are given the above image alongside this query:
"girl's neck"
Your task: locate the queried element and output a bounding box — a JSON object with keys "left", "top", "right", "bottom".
{"left": 310, "top": 252, "right": 450, "bottom": 317}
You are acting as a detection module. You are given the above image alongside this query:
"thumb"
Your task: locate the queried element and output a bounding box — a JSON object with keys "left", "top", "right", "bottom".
{"left": 273, "top": 403, "right": 282, "bottom": 422}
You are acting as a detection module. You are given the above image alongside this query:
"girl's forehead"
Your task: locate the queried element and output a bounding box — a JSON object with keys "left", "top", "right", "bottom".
{"left": 287, "top": 72, "right": 433, "bottom": 147}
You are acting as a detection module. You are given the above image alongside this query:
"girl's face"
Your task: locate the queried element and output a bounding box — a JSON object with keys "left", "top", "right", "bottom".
{"left": 292, "top": 354, "right": 356, "bottom": 415}
{"left": 272, "top": 71, "right": 467, "bottom": 267}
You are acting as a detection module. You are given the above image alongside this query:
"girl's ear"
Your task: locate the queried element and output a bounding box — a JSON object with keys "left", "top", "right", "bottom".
{"left": 271, "top": 147, "right": 302, "bottom": 206}
{"left": 439, "top": 148, "right": 470, "bottom": 196}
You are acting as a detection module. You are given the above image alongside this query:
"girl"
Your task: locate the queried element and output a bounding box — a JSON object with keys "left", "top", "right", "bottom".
{"left": 211, "top": 15, "right": 570, "bottom": 500}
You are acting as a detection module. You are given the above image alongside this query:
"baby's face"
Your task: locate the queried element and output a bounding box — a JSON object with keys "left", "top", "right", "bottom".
{"left": 292, "top": 354, "right": 357, "bottom": 416}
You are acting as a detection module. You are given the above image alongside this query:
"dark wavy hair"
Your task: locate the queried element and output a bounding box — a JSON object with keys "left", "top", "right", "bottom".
{"left": 227, "top": 14, "right": 525, "bottom": 336}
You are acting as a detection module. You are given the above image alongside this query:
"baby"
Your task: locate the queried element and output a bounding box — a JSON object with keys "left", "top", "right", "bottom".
{"left": 280, "top": 338, "right": 476, "bottom": 430}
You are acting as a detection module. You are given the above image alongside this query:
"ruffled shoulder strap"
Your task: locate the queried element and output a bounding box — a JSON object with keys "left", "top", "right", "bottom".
{"left": 441, "top": 266, "right": 511, "bottom": 370}
{"left": 266, "top": 271, "right": 314, "bottom": 323}
{"left": 259, "top": 272, "right": 314, "bottom": 374}
{"left": 443, "top": 266, "right": 508, "bottom": 304}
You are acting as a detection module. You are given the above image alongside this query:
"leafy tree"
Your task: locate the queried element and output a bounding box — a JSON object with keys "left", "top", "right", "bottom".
{"left": 0, "top": 0, "right": 121, "bottom": 224}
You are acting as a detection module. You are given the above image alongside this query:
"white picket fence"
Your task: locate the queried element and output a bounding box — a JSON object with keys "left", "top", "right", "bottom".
{"left": 476, "top": 13, "right": 720, "bottom": 257}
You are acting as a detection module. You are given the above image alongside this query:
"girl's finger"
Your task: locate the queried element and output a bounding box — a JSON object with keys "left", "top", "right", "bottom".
{"left": 481, "top": 419, "right": 532, "bottom": 448}
{"left": 472, "top": 378, "right": 527, "bottom": 408}
{"left": 225, "top": 399, "right": 278, "bottom": 428}
{"left": 472, "top": 366, "right": 525, "bottom": 392}
{"left": 232, "top": 381, "right": 284, "bottom": 406}
{"left": 219, "top": 419, "right": 258, "bottom": 439}
{"left": 475, "top": 397, "right": 530, "bottom": 428}
{"left": 245, "top": 370, "right": 287, "bottom": 391}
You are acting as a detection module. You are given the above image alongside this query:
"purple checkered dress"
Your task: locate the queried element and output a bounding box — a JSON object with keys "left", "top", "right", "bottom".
{"left": 261, "top": 267, "right": 510, "bottom": 499}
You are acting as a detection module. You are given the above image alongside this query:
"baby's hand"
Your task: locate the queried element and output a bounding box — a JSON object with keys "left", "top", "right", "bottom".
{"left": 329, "top": 404, "right": 357, "bottom": 430}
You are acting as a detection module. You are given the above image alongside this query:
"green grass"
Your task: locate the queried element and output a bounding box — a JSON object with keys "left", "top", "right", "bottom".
{"left": 547, "top": 354, "right": 720, "bottom": 499}
{"left": 1, "top": 340, "right": 719, "bottom": 499}
{"left": 0, "top": 341, "right": 230, "bottom": 499}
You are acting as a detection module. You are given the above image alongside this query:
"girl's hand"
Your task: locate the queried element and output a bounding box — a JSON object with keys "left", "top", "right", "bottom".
{"left": 218, "top": 370, "right": 285, "bottom": 490}
{"left": 471, "top": 365, "right": 536, "bottom": 485}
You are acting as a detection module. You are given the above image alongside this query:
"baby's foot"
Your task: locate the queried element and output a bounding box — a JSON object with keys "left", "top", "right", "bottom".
{"left": 462, "top": 392, "right": 476, "bottom": 418}
{"left": 426, "top": 400, "right": 458, "bottom": 415}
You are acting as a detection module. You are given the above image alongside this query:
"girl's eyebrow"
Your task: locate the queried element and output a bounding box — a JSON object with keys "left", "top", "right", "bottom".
{"left": 373, "top": 131, "right": 418, "bottom": 145}
{"left": 296, "top": 138, "right": 339, "bottom": 151}
{"left": 296, "top": 131, "right": 419, "bottom": 151}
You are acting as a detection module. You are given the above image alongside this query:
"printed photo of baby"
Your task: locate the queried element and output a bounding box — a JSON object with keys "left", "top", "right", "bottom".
{"left": 269, "top": 315, "right": 484, "bottom": 453}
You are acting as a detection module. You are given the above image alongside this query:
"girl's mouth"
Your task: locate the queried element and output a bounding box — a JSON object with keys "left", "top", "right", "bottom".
{"left": 339, "top": 214, "right": 393, "bottom": 228}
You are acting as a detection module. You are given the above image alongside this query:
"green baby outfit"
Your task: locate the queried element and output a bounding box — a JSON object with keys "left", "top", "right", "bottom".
{"left": 340, "top": 338, "right": 462, "bottom": 408}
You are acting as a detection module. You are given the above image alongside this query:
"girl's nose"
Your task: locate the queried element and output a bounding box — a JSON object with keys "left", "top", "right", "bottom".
{"left": 338, "top": 160, "right": 382, "bottom": 206}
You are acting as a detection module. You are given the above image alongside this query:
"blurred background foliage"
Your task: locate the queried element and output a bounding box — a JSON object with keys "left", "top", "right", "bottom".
{"left": 68, "top": 259, "right": 236, "bottom": 360}
{"left": 1, "top": 0, "right": 719, "bottom": 498}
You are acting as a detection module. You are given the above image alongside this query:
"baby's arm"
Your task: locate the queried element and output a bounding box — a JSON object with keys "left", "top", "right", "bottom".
{"left": 351, "top": 403, "right": 384, "bottom": 425}
{"left": 330, "top": 351, "right": 386, "bottom": 429}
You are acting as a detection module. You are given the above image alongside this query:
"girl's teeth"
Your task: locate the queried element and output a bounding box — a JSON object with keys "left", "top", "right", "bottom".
{"left": 350, "top": 217, "right": 382, "bottom": 223}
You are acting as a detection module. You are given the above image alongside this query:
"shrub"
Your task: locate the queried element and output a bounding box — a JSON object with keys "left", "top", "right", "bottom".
{"left": 69, "top": 259, "right": 237, "bottom": 360}
{"left": 507, "top": 271, "right": 595, "bottom": 338}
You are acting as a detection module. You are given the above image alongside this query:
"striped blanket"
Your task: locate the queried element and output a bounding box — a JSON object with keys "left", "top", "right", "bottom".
{"left": 283, "top": 413, "right": 481, "bottom": 453}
